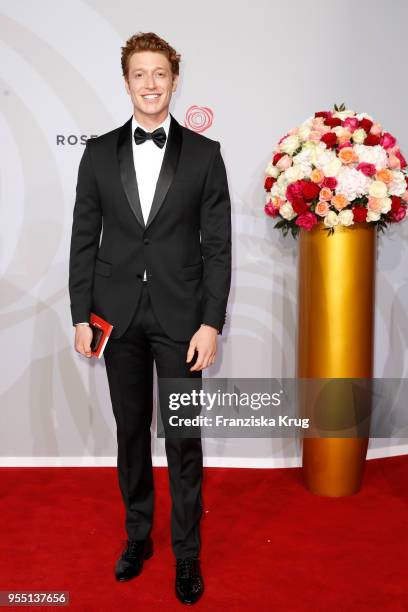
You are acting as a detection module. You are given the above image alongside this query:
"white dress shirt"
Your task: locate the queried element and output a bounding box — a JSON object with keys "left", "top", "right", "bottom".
{"left": 132, "top": 113, "right": 170, "bottom": 225}
{"left": 132, "top": 113, "right": 170, "bottom": 281}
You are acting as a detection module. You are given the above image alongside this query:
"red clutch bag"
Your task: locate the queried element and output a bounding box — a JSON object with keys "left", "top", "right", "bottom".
{"left": 89, "top": 312, "right": 114, "bottom": 358}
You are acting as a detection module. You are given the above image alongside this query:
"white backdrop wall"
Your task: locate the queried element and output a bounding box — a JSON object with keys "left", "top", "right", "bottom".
{"left": 1, "top": 0, "right": 407, "bottom": 466}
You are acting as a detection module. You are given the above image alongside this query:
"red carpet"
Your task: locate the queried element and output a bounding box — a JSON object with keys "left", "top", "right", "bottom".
{"left": 0, "top": 456, "right": 407, "bottom": 611}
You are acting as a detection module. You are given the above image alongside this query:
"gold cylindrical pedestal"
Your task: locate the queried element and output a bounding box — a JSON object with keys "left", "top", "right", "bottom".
{"left": 298, "top": 222, "right": 376, "bottom": 496}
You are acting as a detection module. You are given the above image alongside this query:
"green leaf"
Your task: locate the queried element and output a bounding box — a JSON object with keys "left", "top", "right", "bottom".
{"left": 291, "top": 225, "right": 299, "bottom": 239}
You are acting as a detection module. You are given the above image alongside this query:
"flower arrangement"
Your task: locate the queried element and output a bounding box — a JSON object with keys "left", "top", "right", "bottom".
{"left": 264, "top": 104, "right": 408, "bottom": 237}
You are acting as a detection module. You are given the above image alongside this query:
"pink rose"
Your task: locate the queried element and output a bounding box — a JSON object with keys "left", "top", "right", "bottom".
{"left": 356, "top": 162, "right": 377, "bottom": 177}
{"left": 380, "top": 132, "right": 397, "bottom": 149}
{"left": 276, "top": 155, "right": 293, "bottom": 170}
{"left": 315, "top": 201, "right": 330, "bottom": 216}
{"left": 368, "top": 197, "right": 382, "bottom": 212}
{"left": 278, "top": 133, "right": 290, "bottom": 144}
{"left": 370, "top": 123, "right": 382, "bottom": 136}
{"left": 343, "top": 117, "right": 359, "bottom": 132}
{"left": 295, "top": 211, "right": 318, "bottom": 230}
{"left": 338, "top": 141, "right": 353, "bottom": 150}
{"left": 308, "top": 130, "right": 323, "bottom": 142}
{"left": 395, "top": 151, "right": 407, "bottom": 168}
{"left": 389, "top": 207, "right": 406, "bottom": 222}
{"left": 388, "top": 154, "right": 401, "bottom": 170}
{"left": 286, "top": 180, "right": 305, "bottom": 203}
{"left": 264, "top": 202, "right": 280, "bottom": 217}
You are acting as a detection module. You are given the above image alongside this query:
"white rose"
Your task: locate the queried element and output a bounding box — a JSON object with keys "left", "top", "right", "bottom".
{"left": 332, "top": 109, "right": 355, "bottom": 120}
{"left": 265, "top": 163, "right": 280, "bottom": 178}
{"left": 324, "top": 211, "right": 339, "bottom": 227}
{"left": 338, "top": 209, "right": 354, "bottom": 226}
{"left": 271, "top": 183, "right": 282, "bottom": 199}
{"left": 388, "top": 171, "right": 407, "bottom": 196}
{"left": 302, "top": 116, "right": 314, "bottom": 128}
{"left": 285, "top": 166, "right": 304, "bottom": 182}
{"left": 298, "top": 125, "right": 311, "bottom": 141}
{"left": 280, "top": 135, "right": 300, "bottom": 155}
{"left": 277, "top": 173, "right": 289, "bottom": 188}
{"left": 332, "top": 126, "right": 345, "bottom": 136}
{"left": 380, "top": 197, "right": 392, "bottom": 214}
{"left": 367, "top": 210, "right": 381, "bottom": 222}
{"left": 323, "top": 158, "right": 342, "bottom": 177}
{"left": 356, "top": 112, "right": 374, "bottom": 121}
{"left": 279, "top": 202, "right": 296, "bottom": 220}
{"left": 332, "top": 127, "right": 352, "bottom": 141}
{"left": 351, "top": 129, "right": 366, "bottom": 144}
{"left": 369, "top": 180, "right": 388, "bottom": 199}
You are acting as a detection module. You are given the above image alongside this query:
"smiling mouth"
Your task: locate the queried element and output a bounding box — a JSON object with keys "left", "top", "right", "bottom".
{"left": 142, "top": 94, "right": 161, "bottom": 100}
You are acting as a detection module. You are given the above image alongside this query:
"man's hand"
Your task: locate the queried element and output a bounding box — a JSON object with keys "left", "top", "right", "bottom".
{"left": 186, "top": 325, "right": 218, "bottom": 371}
{"left": 74, "top": 325, "right": 93, "bottom": 358}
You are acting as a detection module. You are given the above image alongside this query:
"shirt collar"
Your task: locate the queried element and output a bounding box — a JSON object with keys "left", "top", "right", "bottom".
{"left": 131, "top": 112, "right": 171, "bottom": 137}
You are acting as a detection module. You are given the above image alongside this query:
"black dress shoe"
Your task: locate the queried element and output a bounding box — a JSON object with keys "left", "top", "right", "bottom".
{"left": 175, "top": 557, "right": 204, "bottom": 605}
{"left": 115, "top": 537, "right": 153, "bottom": 581}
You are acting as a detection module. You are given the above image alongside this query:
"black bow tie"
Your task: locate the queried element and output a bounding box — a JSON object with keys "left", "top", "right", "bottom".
{"left": 134, "top": 126, "right": 167, "bottom": 149}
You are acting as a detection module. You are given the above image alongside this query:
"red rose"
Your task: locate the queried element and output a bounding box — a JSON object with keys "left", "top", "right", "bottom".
{"left": 395, "top": 151, "right": 407, "bottom": 168}
{"left": 359, "top": 118, "right": 373, "bottom": 133}
{"left": 273, "top": 152, "right": 284, "bottom": 165}
{"left": 391, "top": 196, "right": 402, "bottom": 212}
{"left": 295, "top": 211, "right": 318, "bottom": 231}
{"left": 364, "top": 134, "right": 381, "bottom": 146}
{"left": 315, "top": 111, "right": 331, "bottom": 119}
{"left": 264, "top": 176, "right": 276, "bottom": 192}
{"left": 352, "top": 206, "right": 367, "bottom": 223}
{"left": 292, "top": 197, "right": 308, "bottom": 214}
{"left": 302, "top": 181, "right": 320, "bottom": 201}
{"left": 321, "top": 132, "right": 337, "bottom": 148}
{"left": 322, "top": 176, "right": 337, "bottom": 189}
{"left": 324, "top": 117, "right": 342, "bottom": 128}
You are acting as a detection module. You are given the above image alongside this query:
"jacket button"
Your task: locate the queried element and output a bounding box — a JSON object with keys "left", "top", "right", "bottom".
{"left": 144, "top": 238, "right": 150, "bottom": 245}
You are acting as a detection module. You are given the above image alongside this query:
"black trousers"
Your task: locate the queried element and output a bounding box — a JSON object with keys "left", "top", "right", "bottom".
{"left": 103, "top": 282, "right": 203, "bottom": 559}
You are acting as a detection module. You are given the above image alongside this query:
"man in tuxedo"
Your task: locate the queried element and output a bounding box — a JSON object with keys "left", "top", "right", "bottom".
{"left": 68, "top": 32, "right": 231, "bottom": 605}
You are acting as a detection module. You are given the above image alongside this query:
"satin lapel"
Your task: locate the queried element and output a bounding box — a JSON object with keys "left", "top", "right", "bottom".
{"left": 145, "top": 113, "right": 183, "bottom": 230}
{"left": 117, "top": 116, "right": 145, "bottom": 228}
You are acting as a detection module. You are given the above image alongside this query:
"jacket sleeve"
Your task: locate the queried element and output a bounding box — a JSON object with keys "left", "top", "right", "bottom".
{"left": 68, "top": 141, "right": 102, "bottom": 326}
{"left": 200, "top": 141, "right": 232, "bottom": 334}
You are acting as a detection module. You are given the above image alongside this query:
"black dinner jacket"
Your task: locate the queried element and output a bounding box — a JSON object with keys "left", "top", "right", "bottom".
{"left": 68, "top": 113, "right": 231, "bottom": 341}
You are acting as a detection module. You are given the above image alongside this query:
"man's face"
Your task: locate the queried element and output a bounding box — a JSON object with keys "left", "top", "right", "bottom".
{"left": 125, "top": 51, "right": 178, "bottom": 124}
